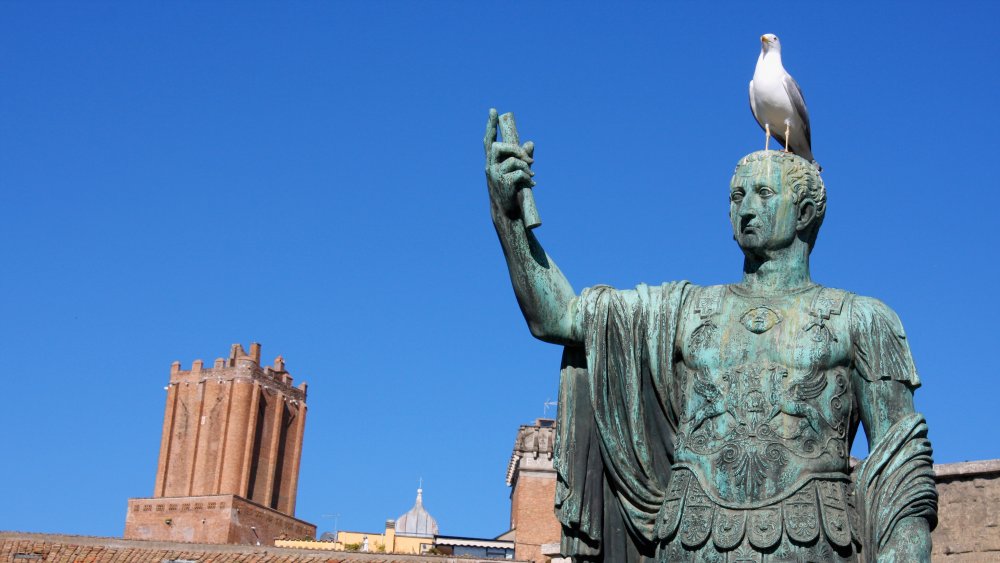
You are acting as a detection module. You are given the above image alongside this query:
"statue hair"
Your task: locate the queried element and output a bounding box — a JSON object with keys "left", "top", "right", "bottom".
{"left": 733, "top": 151, "right": 826, "bottom": 251}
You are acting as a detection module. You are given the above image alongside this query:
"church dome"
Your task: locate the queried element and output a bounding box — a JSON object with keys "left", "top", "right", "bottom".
{"left": 395, "top": 488, "right": 438, "bottom": 537}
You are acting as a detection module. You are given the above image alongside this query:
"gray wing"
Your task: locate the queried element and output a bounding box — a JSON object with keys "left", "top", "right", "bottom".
{"left": 782, "top": 73, "right": 812, "bottom": 148}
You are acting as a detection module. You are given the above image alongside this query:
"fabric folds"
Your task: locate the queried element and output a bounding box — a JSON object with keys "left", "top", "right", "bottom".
{"left": 555, "top": 283, "right": 688, "bottom": 561}
{"left": 851, "top": 297, "right": 921, "bottom": 388}
{"left": 854, "top": 413, "right": 938, "bottom": 562}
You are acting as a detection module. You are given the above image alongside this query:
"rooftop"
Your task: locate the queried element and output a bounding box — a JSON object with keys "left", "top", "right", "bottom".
{"left": 0, "top": 531, "right": 525, "bottom": 563}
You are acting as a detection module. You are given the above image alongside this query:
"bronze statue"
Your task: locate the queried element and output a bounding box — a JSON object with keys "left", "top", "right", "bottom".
{"left": 484, "top": 110, "right": 937, "bottom": 562}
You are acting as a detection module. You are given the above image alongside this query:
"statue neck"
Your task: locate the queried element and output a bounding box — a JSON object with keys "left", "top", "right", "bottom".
{"left": 739, "top": 243, "right": 812, "bottom": 295}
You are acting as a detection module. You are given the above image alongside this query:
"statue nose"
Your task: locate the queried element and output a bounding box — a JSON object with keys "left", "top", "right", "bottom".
{"left": 740, "top": 204, "right": 759, "bottom": 219}
{"left": 740, "top": 193, "right": 765, "bottom": 215}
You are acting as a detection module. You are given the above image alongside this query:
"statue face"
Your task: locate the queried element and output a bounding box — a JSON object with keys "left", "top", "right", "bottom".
{"left": 729, "top": 162, "right": 799, "bottom": 255}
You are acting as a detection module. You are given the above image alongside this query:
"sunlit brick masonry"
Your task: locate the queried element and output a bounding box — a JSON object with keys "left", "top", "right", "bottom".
{"left": 125, "top": 343, "right": 315, "bottom": 545}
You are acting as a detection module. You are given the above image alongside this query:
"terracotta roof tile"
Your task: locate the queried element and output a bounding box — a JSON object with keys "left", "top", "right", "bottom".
{"left": 0, "top": 532, "right": 529, "bottom": 563}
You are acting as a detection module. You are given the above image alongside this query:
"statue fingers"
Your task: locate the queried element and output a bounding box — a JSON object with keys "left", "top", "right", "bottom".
{"left": 484, "top": 108, "right": 498, "bottom": 156}
{"left": 501, "top": 170, "right": 536, "bottom": 191}
{"left": 498, "top": 156, "right": 535, "bottom": 176}
{"left": 522, "top": 141, "right": 534, "bottom": 159}
{"left": 490, "top": 142, "right": 533, "bottom": 166}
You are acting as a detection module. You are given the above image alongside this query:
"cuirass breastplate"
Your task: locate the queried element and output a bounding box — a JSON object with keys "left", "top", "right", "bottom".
{"left": 673, "top": 284, "right": 855, "bottom": 508}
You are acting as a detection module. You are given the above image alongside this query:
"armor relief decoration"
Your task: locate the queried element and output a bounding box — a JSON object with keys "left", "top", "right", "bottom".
{"left": 655, "top": 468, "right": 859, "bottom": 555}
{"left": 674, "top": 285, "right": 853, "bottom": 507}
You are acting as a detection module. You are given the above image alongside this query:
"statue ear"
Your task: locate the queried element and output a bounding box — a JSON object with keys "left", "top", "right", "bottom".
{"left": 796, "top": 199, "right": 817, "bottom": 232}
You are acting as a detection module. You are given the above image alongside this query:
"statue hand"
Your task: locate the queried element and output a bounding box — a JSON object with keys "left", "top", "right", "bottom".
{"left": 484, "top": 108, "right": 535, "bottom": 220}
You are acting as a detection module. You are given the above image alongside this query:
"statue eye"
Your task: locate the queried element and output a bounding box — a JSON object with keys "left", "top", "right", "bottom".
{"left": 758, "top": 187, "right": 775, "bottom": 198}
{"left": 731, "top": 191, "right": 745, "bottom": 203}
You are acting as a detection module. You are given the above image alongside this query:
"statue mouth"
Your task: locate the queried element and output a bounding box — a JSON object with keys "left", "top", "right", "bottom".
{"left": 739, "top": 216, "right": 760, "bottom": 235}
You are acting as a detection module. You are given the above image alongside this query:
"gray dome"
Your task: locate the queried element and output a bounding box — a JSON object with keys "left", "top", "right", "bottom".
{"left": 395, "top": 488, "right": 438, "bottom": 537}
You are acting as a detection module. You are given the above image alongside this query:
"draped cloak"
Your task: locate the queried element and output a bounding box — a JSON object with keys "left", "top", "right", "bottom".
{"left": 555, "top": 283, "right": 688, "bottom": 563}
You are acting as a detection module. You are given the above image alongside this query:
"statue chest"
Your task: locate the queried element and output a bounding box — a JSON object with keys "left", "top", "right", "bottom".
{"left": 672, "top": 285, "right": 856, "bottom": 506}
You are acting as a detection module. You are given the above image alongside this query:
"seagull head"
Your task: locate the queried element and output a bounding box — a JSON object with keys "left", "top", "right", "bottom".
{"left": 760, "top": 34, "right": 781, "bottom": 54}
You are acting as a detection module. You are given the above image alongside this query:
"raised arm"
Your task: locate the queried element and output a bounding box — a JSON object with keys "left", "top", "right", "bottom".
{"left": 484, "top": 109, "right": 580, "bottom": 345}
{"left": 851, "top": 296, "right": 937, "bottom": 562}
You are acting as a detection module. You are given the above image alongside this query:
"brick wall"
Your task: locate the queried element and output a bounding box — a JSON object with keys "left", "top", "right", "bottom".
{"left": 154, "top": 344, "right": 307, "bottom": 514}
{"left": 931, "top": 459, "right": 1000, "bottom": 561}
{"left": 126, "top": 343, "right": 315, "bottom": 545}
{"left": 510, "top": 473, "right": 560, "bottom": 563}
{"left": 124, "top": 494, "right": 316, "bottom": 546}
{"left": 507, "top": 420, "right": 560, "bottom": 563}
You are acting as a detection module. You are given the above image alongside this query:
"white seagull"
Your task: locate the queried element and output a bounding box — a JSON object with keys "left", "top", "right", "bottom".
{"left": 749, "top": 33, "right": 817, "bottom": 166}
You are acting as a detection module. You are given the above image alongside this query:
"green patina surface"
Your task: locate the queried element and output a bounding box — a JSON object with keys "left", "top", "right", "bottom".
{"left": 484, "top": 110, "right": 937, "bottom": 562}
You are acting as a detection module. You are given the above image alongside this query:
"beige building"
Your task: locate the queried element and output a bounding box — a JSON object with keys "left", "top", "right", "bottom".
{"left": 277, "top": 488, "right": 516, "bottom": 559}
{"left": 329, "top": 488, "right": 439, "bottom": 555}
{"left": 931, "top": 459, "right": 1000, "bottom": 561}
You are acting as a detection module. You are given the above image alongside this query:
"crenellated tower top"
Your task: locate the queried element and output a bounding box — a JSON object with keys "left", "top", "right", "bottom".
{"left": 141, "top": 341, "right": 311, "bottom": 535}
{"left": 168, "top": 342, "right": 306, "bottom": 401}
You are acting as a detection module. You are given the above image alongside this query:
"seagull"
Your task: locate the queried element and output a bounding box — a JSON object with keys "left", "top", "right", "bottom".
{"left": 749, "top": 33, "right": 817, "bottom": 166}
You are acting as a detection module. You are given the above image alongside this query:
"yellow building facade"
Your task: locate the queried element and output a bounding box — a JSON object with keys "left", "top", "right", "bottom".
{"left": 277, "top": 488, "right": 439, "bottom": 555}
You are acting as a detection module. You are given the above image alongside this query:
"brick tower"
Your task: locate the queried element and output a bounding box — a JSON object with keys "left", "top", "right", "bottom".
{"left": 125, "top": 343, "right": 316, "bottom": 545}
{"left": 506, "top": 418, "right": 562, "bottom": 562}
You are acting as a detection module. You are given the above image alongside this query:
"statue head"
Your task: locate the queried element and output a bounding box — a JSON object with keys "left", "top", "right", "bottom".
{"left": 729, "top": 151, "right": 826, "bottom": 256}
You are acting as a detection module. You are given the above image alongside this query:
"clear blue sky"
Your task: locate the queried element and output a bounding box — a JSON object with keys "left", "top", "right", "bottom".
{"left": 2, "top": 1, "right": 998, "bottom": 542}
